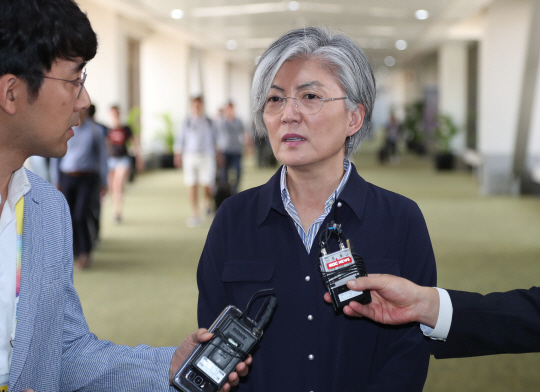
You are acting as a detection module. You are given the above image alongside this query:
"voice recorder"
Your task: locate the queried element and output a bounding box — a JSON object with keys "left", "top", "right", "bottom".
{"left": 173, "top": 291, "right": 277, "bottom": 392}
{"left": 319, "top": 221, "right": 371, "bottom": 311}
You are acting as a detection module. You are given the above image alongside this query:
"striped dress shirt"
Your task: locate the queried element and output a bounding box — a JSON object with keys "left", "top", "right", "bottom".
{"left": 280, "top": 159, "right": 351, "bottom": 253}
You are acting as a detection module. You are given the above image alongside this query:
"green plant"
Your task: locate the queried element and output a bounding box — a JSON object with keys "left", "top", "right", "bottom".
{"left": 403, "top": 101, "right": 425, "bottom": 143}
{"left": 155, "top": 112, "right": 175, "bottom": 154}
{"left": 126, "top": 106, "right": 141, "bottom": 136}
{"left": 435, "top": 114, "right": 459, "bottom": 153}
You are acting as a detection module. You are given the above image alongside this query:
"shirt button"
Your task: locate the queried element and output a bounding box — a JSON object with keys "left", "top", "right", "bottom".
{"left": 308, "top": 315, "right": 313, "bottom": 321}
{"left": 337, "top": 201, "right": 342, "bottom": 208}
{"left": 305, "top": 276, "right": 310, "bottom": 282}
{"left": 308, "top": 354, "right": 314, "bottom": 360}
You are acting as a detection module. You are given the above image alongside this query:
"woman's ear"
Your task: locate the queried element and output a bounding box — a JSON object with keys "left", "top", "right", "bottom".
{"left": 347, "top": 103, "right": 365, "bottom": 136}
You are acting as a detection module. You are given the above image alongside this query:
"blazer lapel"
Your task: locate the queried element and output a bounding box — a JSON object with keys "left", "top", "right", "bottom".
{"left": 9, "top": 188, "right": 44, "bottom": 388}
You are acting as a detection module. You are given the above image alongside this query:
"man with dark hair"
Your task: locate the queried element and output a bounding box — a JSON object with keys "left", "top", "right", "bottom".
{"left": 217, "top": 102, "right": 246, "bottom": 195}
{"left": 0, "top": 1, "right": 248, "bottom": 391}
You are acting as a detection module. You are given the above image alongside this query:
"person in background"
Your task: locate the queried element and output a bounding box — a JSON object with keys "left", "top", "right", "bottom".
{"left": 107, "top": 105, "right": 136, "bottom": 224}
{"left": 217, "top": 102, "right": 246, "bottom": 194}
{"left": 50, "top": 105, "right": 108, "bottom": 270}
{"left": 174, "top": 96, "right": 220, "bottom": 227}
{"left": 0, "top": 0, "right": 249, "bottom": 390}
{"left": 88, "top": 104, "right": 107, "bottom": 245}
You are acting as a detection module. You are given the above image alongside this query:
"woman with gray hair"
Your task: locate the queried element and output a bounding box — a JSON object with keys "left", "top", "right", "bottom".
{"left": 197, "top": 27, "right": 436, "bottom": 391}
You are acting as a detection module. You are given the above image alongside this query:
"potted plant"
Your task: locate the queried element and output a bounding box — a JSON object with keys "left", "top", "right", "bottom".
{"left": 434, "top": 114, "right": 459, "bottom": 170}
{"left": 126, "top": 106, "right": 141, "bottom": 181}
{"left": 155, "top": 112, "right": 176, "bottom": 168}
{"left": 402, "top": 101, "right": 426, "bottom": 155}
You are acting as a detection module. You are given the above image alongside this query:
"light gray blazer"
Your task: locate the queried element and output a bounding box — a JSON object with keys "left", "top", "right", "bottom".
{"left": 9, "top": 170, "right": 177, "bottom": 392}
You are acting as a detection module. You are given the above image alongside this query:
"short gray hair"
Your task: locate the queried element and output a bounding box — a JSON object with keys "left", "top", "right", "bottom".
{"left": 251, "top": 26, "right": 376, "bottom": 158}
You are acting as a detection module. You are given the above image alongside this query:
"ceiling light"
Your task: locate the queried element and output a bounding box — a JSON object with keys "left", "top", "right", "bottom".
{"left": 226, "top": 40, "right": 238, "bottom": 50}
{"left": 288, "top": 1, "right": 300, "bottom": 11}
{"left": 395, "top": 40, "right": 407, "bottom": 50}
{"left": 384, "top": 56, "right": 396, "bottom": 67}
{"left": 171, "top": 9, "right": 184, "bottom": 19}
{"left": 415, "top": 10, "right": 429, "bottom": 20}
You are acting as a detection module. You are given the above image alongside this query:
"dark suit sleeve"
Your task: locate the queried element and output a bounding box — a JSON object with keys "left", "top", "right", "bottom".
{"left": 430, "top": 287, "right": 540, "bottom": 358}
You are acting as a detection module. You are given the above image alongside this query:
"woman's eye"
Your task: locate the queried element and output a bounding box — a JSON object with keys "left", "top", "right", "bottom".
{"left": 303, "top": 93, "right": 321, "bottom": 100}
{"left": 267, "top": 96, "right": 283, "bottom": 103}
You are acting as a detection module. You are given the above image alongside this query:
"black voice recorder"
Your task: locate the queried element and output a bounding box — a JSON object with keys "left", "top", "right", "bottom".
{"left": 173, "top": 290, "right": 277, "bottom": 392}
{"left": 319, "top": 221, "right": 371, "bottom": 311}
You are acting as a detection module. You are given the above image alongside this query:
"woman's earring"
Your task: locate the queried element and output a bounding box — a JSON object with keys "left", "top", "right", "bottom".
{"left": 347, "top": 136, "right": 353, "bottom": 148}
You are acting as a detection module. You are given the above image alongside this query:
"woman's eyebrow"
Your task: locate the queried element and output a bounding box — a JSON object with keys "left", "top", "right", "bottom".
{"left": 297, "top": 81, "right": 323, "bottom": 90}
{"left": 269, "top": 84, "right": 285, "bottom": 93}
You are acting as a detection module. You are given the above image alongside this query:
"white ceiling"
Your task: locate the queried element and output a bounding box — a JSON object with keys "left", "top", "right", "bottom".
{"left": 100, "top": 0, "right": 494, "bottom": 68}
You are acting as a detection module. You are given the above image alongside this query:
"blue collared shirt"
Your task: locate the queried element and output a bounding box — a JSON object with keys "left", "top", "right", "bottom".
{"left": 49, "top": 118, "right": 108, "bottom": 187}
{"left": 280, "top": 159, "right": 352, "bottom": 253}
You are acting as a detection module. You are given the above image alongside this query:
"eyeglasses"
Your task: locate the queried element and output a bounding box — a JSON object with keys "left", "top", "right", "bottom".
{"left": 42, "top": 68, "right": 87, "bottom": 98}
{"left": 264, "top": 93, "right": 347, "bottom": 115}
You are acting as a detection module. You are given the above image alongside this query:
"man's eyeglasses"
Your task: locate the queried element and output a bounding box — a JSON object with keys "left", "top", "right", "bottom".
{"left": 42, "top": 68, "right": 87, "bottom": 98}
{"left": 264, "top": 93, "right": 347, "bottom": 115}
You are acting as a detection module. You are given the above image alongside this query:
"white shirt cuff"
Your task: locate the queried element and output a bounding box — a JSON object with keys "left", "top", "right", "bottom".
{"left": 420, "top": 288, "right": 453, "bottom": 341}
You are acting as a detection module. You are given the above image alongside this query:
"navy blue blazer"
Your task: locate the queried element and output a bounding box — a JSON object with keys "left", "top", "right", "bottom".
{"left": 9, "top": 170, "right": 176, "bottom": 392}
{"left": 430, "top": 287, "right": 540, "bottom": 358}
{"left": 197, "top": 164, "right": 437, "bottom": 392}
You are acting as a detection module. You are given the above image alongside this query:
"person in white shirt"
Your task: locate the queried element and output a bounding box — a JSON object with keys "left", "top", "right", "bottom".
{"left": 329, "top": 274, "right": 540, "bottom": 358}
{"left": 174, "top": 96, "right": 220, "bottom": 227}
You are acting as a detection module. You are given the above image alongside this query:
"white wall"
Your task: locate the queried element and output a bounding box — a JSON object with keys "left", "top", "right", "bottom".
{"left": 140, "top": 35, "right": 189, "bottom": 152}
{"left": 78, "top": 0, "right": 125, "bottom": 125}
{"left": 229, "top": 63, "right": 254, "bottom": 128}
{"left": 201, "top": 52, "right": 228, "bottom": 119}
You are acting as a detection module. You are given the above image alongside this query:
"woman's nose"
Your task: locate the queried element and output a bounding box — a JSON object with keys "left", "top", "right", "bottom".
{"left": 281, "top": 97, "right": 301, "bottom": 120}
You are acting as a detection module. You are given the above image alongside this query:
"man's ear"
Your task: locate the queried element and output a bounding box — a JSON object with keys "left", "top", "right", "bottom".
{"left": 0, "top": 74, "right": 23, "bottom": 115}
{"left": 347, "top": 103, "right": 366, "bottom": 137}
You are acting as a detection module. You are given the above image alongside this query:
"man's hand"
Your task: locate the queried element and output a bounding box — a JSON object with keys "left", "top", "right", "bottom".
{"left": 323, "top": 274, "right": 440, "bottom": 327}
{"left": 169, "top": 328, "right": 252, "bottom": 391}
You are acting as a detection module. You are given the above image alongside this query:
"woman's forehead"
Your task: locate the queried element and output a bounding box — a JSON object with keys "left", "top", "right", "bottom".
{"left": 270, "top": 58, "right": 341, "bottom": 91}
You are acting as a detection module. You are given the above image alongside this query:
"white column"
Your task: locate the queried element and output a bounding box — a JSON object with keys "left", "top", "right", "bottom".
{"left": 478, "top": 0, "right": 533, "bottom": 194}
{"left": 438, "top": 41, "right": 468, "bottom": 154}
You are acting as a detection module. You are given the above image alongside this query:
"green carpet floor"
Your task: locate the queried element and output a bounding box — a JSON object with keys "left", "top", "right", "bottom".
{"left": 74, "top": 149, "right": 540, "bottom": 391}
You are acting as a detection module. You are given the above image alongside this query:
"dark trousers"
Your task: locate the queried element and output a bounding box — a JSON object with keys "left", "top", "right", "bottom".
{"left": 220, "top": 152, "right": 242, "bottom": 194}
{"left": 59, "top": 172, "right": 99, "bottom": 256}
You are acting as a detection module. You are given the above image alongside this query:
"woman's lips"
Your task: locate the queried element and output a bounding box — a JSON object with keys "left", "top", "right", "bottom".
{"left": 282, "top": 134, "right": 306, "bottom": 142}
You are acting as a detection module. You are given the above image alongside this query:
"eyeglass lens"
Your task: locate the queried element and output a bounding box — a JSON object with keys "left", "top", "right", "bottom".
{"left": 265, "top": 96, "right": 324, "bottom": 115}
{"left": 77, "top": 69, "right": 87, "bottom": 98}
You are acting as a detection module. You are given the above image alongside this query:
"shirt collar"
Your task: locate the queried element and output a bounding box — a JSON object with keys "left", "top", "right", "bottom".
{"left": 257, "top": 160, "right": 362, "bottom": 226}
{"left": 5, "top": 167, "right": 31, "bottom": 208}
